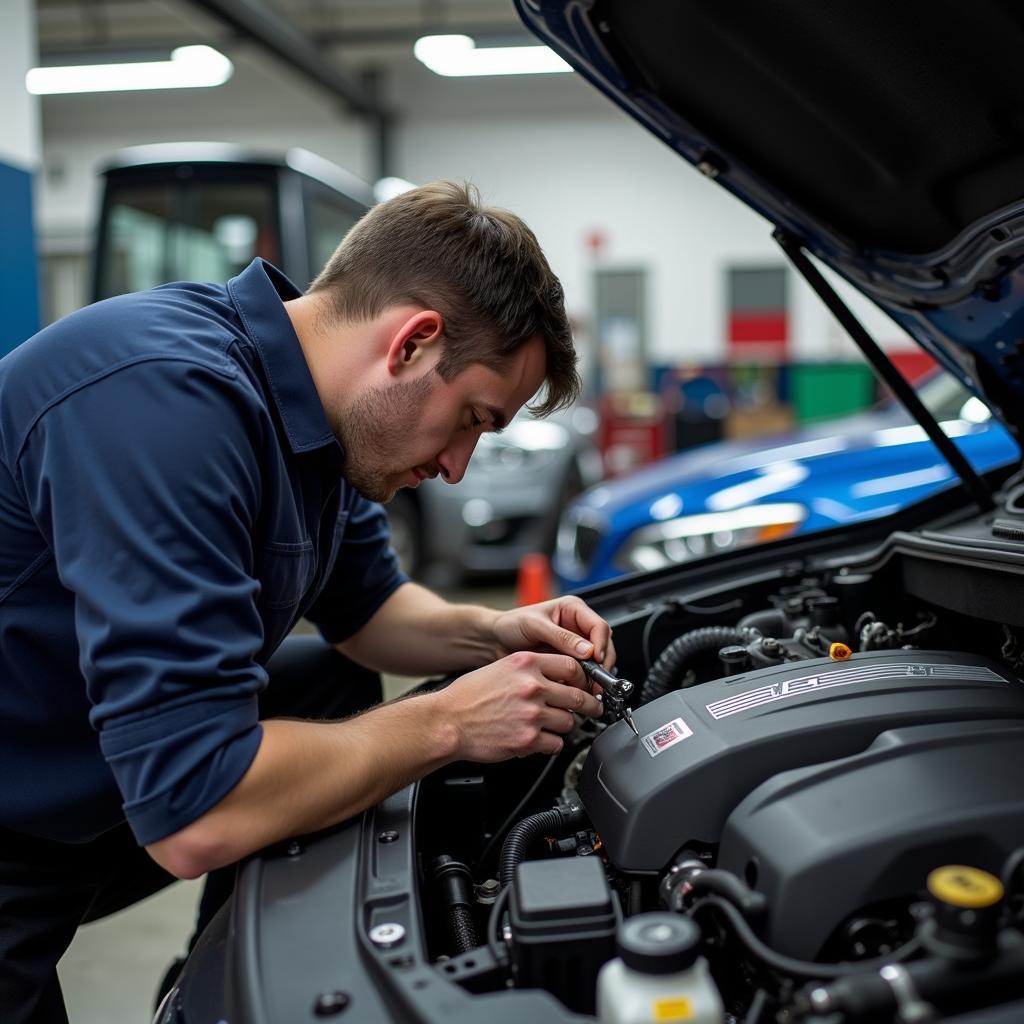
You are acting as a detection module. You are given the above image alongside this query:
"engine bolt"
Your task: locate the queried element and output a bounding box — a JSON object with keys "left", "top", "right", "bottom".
{"left": 369, "top": 922, "right": 406, "bottom": 948}
{"left": 285, "top": 840, "right": 303, "bottom": 858}
{"left": 312, "top": 990, "right": 350, "bottom": 1016}
{"left": 377, "top": 830, "right": 400, "bottom": 844}
{"left": 475, "top": 878, "right": 500, "bottom": 905}
{"left": 809, "top": 988, "right": 832, "bottom": 1012}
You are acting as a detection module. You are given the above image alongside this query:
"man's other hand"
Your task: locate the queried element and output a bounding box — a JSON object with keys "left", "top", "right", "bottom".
{"left": 436, "top": 651, "right": 604, "bottom": 761}
{"left": 493, "top": 595, "right": 616, "bottom": 671}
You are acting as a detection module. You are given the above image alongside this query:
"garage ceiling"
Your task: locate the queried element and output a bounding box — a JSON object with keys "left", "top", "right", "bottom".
{"left": 36, "top": 0, "right": 527, "bottom": 48}
{"left": 32, "top": 0, "right": 602, "bottom": 180}
{"left": 35, "top": 0, "right": 532, "bottom": 111}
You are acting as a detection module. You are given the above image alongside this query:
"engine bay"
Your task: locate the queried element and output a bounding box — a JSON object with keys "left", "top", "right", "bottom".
{"left": 411, "top": 489, "right": 1024, "bottom": 1023}
{"left": 162, "top": 481, "right": 1024, "bottom": 1024}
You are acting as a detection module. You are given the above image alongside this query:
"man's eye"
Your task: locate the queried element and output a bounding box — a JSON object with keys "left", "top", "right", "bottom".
{"left": 469, "top": 412, "right": 484, "bottom": 429}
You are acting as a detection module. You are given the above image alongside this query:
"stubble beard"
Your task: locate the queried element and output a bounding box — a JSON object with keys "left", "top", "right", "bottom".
{"left": 334, "top": 373, "right": 436, "bottom": 504}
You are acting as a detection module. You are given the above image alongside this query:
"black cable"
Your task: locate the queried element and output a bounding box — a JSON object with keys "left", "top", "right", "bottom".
{"left": 1001, "top": 846, "right": 1024, "bottom": 895}
{"left": 1003, "top": 465, "right": 1024, "bottom": 492}
{"left": 499, "top": 805, "right": 587, "bottom": 889}
{"left": 642, "top": 603, "right": 675, "bottom": 674}
{"left": 486, "top": 884, "right": 512, "bottom": 968}
{"left": 1002, "top": 466, "right": 1024, "bottom": 513}
{"left": 474, "top": 753, "right": 560, "bottom": 874}
{"left": 898, "top": 612, "right": 938, "bottom": 640}
{"left": 854, "top": 611, "right": 876, "bottom": 637}
{"left": 1005, "top": 484, "right": 1024, "bottom": 515}
{"left": 745, "top": 988, "right": 769, "bottom": 1024}
{"left": 690, "top": 895, "right": 922, "bottom": 980}
{"left": 680, "top": 597, "right": 744, "bottom": 617}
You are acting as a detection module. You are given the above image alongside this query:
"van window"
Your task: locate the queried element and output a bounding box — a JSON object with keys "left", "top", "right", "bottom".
{"left": 99, "top": 180, "right": 278, "bottom": 298}
{"left": 307, "top": 193, "right": 360, "bottom": 277}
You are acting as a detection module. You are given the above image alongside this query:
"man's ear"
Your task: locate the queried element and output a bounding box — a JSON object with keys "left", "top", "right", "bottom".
{"left": 385, "top": 310, "right": 444, "bottom": 375}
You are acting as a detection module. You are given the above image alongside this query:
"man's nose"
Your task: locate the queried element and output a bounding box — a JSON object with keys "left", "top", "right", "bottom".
{"left": 437, "top": 434, "right": 480, "bottom": 485}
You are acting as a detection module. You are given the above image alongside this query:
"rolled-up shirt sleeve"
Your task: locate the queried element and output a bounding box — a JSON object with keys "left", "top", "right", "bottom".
{"left": 15, "top": 354, "right": 270, "bottom": 845}
{"left": 304, "top": 492, "right": 408, "bottom": 644}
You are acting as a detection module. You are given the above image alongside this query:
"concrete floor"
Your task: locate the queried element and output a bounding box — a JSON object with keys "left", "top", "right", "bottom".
{"left": 58, "top": 881, "right": 203, "bottom": 1023}
{"left": 57, "top": 580, "right": 516, "bottom": 1023}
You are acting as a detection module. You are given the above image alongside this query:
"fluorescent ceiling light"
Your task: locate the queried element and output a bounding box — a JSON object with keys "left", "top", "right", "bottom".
{"left": 26, "top": 45, "right": 233, "bottom": 95}
{"left": 373, "top": 176, "right": 417, "bottom": 203}
{"left": 413, "top": 34, "right": 572, "bottom": 77}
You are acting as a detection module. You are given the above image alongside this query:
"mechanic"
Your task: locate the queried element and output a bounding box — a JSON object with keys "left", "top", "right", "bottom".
{"left": 0, "top": 180, "right": 614, "bottom": 1023}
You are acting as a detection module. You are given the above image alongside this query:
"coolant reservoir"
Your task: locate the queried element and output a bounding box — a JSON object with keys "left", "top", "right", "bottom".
{"left": 596, "top": 913, "right": 723, "bottom": 1024}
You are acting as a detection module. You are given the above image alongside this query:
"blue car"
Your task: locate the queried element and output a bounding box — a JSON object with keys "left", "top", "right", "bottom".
{"left": 556, "top": 373, "right": 1020, "bottom": 589}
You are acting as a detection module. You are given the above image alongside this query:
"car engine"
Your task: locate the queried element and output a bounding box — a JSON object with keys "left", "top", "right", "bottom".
{"left": 416, "top": 559, "right": 1024, "bottom": 1023}
{"left": 158, "top": 497, "right": 1024, "bottom": 1024}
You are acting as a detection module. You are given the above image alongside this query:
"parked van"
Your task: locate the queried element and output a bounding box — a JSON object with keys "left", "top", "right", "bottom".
{"left": 93, "top": 142, "right": 373, "bottom": 302}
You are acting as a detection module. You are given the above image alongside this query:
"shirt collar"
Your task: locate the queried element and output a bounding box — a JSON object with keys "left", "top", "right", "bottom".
{"left": 227, "top": 258, "right": 341, "bottom": 457}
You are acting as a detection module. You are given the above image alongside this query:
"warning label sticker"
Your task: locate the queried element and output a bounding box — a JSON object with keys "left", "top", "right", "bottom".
{"left": 641, "top": 717, "right": 693, "bottom": 758}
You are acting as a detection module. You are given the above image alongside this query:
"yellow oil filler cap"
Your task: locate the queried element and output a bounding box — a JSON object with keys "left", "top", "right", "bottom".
{"left": 927, "top": 866, "right": 1004, "bottom": 908}
{"left": 828, "top": 642, "right": 852, "bottom": 661}
{"left": 923, "top": 865, "right": 1003, "bottom": 961}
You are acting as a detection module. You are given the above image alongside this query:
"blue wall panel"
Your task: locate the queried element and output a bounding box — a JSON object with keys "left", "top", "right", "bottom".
{"left": 0, "top": 160, "right": 41, "bottom": 356}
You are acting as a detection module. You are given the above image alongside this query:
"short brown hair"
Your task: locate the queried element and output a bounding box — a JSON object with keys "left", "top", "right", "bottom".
{"left": 308, "top": 181, "right": 578, "bottom": 416}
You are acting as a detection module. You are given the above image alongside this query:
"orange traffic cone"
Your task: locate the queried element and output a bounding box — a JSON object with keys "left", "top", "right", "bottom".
{"left": 516, "top": 552, "right": 552, "bottom": 606}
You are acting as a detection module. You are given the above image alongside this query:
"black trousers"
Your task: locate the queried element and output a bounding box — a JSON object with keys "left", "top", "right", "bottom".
{"left": 0, "top": 635, "right": 383, "bottom": 1024}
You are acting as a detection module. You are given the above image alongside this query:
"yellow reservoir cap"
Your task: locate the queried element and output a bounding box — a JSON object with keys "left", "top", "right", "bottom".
{"left": 927, "top": 866, "right": 1004, "bottom": 908}
{"left": 829, "top": 642, "right": 852, "bottom": 661}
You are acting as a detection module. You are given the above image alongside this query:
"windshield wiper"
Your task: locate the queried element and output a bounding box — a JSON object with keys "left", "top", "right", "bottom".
{"left": 776, "top": 229, "right": 995, "bottom": 514}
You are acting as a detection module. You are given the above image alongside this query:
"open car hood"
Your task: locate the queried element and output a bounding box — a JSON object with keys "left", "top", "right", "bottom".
{"left": 516, "top": 0, "right": 1024, "bottom": 440}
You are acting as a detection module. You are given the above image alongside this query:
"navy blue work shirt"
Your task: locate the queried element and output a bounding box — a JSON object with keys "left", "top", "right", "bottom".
{"left": 0, "top": 259, "right": 407, "bottom": 846}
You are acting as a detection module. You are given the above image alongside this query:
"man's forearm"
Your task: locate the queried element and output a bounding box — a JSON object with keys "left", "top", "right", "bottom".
{"left": 337, "top": 581, "right": 502, "bottom": 675}
{"left": 146, "top": 692, "right": 457, "bottom": 878}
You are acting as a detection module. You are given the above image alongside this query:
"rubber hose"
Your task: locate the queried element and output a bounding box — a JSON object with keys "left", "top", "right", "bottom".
{"left": 738, "top": 608, "right": 786, "bottom": 636}
{"left": 448, "top": 904, "right": 479, "bottom": 955}
{"left": 641, "top": 626, "right": 756, "bottom": 705}
{"left": 684, "top": 869, "right": 767, "bottom": 918}
{"left": 498, "top": 805, "right": 587, "bottom": 889}
{"left": 431, "top": 855, "right": 479, "bottom": 955}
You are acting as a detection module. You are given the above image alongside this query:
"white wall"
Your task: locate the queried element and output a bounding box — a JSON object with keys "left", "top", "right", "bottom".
{"left": 397, "top": 108, "right": 889, "bottom": 366}
{"left": 3, "top": 0, "right": 40, "bottom": 171}
{"left": 36, "top": 51, "right": 910, "bottom": 360}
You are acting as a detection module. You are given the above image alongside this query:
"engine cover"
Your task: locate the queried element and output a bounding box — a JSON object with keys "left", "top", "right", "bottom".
{"left": 717, "top": 719, "right": 1024, "bottom": 959}
{"left": 579, "top": 650, "right": 1024, "bottom": 871}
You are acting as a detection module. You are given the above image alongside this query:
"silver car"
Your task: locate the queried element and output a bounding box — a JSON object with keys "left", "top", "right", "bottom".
{"left": 385, "top": 403, "right": 602, "bottom": 583}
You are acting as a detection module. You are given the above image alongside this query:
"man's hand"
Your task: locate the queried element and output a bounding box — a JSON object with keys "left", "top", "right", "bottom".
{"left": 436, "top": 651, "right": 604, "bottom": 761}
{"left": 493, "top": 595, "right": 616, "bottom": 671}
